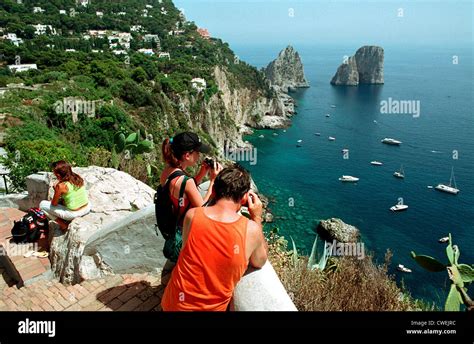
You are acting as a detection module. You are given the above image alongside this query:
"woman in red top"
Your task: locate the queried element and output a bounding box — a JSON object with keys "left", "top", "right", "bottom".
{"left": 160, "top": 132, "right": 222, "bottom": 262}
{"left": 161, "top": 165, "right": 268, "bottom": 311}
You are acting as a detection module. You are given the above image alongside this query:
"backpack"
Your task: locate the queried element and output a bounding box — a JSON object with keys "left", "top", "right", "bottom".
{"left": 154, "top": 170, "right": 190, "bottom": 241}
{"left": 11, "top": 208, "right": 49, "bottom": 244}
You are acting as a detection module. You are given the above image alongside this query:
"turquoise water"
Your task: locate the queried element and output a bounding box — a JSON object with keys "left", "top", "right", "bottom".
{"left": 235, "top": 43, "right": 474, "bottom": 307}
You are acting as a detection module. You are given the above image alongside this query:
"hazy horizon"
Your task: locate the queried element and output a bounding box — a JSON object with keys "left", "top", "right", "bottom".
{"left": 174, "top": 0, "right": 472, "bottom": 48}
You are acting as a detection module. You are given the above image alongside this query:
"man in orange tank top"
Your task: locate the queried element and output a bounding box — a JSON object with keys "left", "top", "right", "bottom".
{"left": 161, "top": 164, "right": 268, "bottom": 311}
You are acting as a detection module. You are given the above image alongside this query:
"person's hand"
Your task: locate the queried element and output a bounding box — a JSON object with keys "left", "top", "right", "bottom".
{"left": 247, "top": 190, "right": 263, "bottom": 223}
{"left": 210, "top": 161, "right": 223, "bottom": 181}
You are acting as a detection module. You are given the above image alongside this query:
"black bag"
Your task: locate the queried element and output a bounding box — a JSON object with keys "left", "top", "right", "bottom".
{"left": 11, "top": 208, "right": 49, "bottom": 244}
{"left": 154, "top": 170, "right": 189, "bottom": 241}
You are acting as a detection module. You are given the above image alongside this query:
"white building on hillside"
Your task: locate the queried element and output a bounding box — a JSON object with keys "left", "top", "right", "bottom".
{"left": 59, "top": 10, "right": 67, "bottom": 15}
{"left": 138, "top": 49, "right": 154, "bottom": 56}
{"left": 8, "top": 64, "right": 38, "bottom": 73}
{"left": 96, "top": 11, "right": 104, "bottom": 17}
{"left": 3, "top": 33, "right": 23, "bottom": 46}
{"left": 33, "top": 7, "right": 45, "bottom": 13}
{"left": 191, "top": 78, "right": 206, "bottom": 92}
{"left": 32, "top": 24, "right": 57, "bottom": 36}
{"left": 158, "top": 52, "right": 170, "bottom": 59}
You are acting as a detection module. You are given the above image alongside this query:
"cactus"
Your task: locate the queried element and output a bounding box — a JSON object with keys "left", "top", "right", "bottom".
{"left": 307, "top": 236, "right": 330, "bottom": 271}
{"left": 112, "top": 128, "right": 154, "bottom": 169}
{"left": 411, "top": 234, "right": 473, "bottom": 311}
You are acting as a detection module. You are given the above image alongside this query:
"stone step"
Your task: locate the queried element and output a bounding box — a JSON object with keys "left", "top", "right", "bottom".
{"left": 0, "top": 208, "right": 51, "bottom": 288}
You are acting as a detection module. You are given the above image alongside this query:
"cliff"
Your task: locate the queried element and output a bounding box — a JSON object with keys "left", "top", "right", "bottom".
{"left": 265, "top": 45, "right": 310, "bottom": 92}
{"left": 331, "top": 46, "right": 384, "bottom": 86}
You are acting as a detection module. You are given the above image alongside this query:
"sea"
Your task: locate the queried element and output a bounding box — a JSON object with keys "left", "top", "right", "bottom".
{"left": 233, "top": 43, "right": 474, "bottom": 308}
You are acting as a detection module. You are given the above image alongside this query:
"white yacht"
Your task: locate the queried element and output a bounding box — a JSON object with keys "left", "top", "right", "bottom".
{"left": 258, "top": 134, "right": 264, "bottom": 138}
{"left": 297, "top": 139, "right": 303, "bottom": 143}
{"left": 325, "top": 114, "right": 331, "bottom": 118}
{"left": 438, "top": 237, "right": 450, "bottom": 244}
{"left": 315, "top": 132, "right": 321, "bottom": 136}
{"left": 393, "top": 165, "right": 405, "bottom": 179}
{"left": 390, "top": 204, "right": 408, "bottom": 212}
{"left": 382, "top": 138, "right": 402, "bottom": 145}
{"left": 371, "top": 161, "right": 383, "bottom": 166}
{"left": 330, "top": 104, "right": 336, "bottom": 108}
{"left": 435, "top": 167, "right": 460, "bottom": 195}
{"left": 328, "top": 136, "right": 336, "bottom": 141}
{"left": 339, "top": 175, "right": 359, "bottom": 182}
{"left": 397, "top": 264, "right": 412, "bottom": 273}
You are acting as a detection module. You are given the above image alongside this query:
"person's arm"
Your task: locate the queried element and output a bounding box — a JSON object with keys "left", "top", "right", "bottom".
{"left": 246, "top": 190, "right": 268, "bottom": 268}
{"left": 51, "top": 182, "right": 68, "bottom": 206}
{"left": 185, "top": 162, "right": 223, "bottom": 207}
{"left": 248, "top": 220, "right": 268, "bottom": 269}
{"left": 193, "top": 162, "right": 209, "bottom": 185}
{"left": 181, "top": 208, "right": 196, "bottom": 246}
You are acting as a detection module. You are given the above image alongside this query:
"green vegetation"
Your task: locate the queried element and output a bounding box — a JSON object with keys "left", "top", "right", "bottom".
{"left": 0, "top": 0, "right": 274, "bottom": 189}
{"left": 268, "top": 229, "right": 431, "bottom": 311}
{"left": 411, "top": 234, "right": 474, "bottom": 311}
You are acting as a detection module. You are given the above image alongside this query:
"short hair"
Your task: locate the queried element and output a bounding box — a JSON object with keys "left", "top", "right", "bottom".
{"left": 213, "top": 164, "right": 251, "bottom": 203}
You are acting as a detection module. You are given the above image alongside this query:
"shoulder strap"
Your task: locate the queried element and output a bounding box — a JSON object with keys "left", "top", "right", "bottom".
{"left": 176, "top": 175, "right": 190, "bottom": 225}
{"left": 164, "top": 170, "right": 185, "bottom": 188}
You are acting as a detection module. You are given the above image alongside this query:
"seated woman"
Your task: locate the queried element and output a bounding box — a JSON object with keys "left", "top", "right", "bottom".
{"left": 40, "top": 160, "right": 91, "bottom": 231}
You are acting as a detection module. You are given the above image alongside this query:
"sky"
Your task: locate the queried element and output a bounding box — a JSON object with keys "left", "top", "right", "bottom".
{"left": 173, "top": 0, "right": 473, "bottom": 47}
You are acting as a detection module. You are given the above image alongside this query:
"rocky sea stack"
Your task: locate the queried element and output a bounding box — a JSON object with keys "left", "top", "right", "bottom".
{"left": 265, "top": 45, "right": 310, "bottom": 92}
{"left": 331, "top": 45, "right": 384, "bottom": 86}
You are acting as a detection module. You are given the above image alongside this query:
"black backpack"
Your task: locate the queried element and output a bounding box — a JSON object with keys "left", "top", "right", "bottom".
{"left": 154, "top": 170, "right": 189, "bottom": 241}
{"left": 11, "top": 208, "right": 49, "bottom": 244}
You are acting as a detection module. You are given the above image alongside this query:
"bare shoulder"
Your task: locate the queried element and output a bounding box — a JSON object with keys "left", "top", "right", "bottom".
{"left": 246, "top": 219, "right": 263, "bottom": 239}
{"left": 185, "top": 207, "right": 197, "bottom": 219}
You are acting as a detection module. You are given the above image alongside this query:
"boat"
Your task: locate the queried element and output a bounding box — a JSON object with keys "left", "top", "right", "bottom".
{"left": 371, "top": 161, "right": 383, "bottom": 166}
{"left": 381, "top": 138, "right": 402, "bottom": 145}
{"left": 273, "top": 132, "right": 278, "bottom": 136}
{"left": 435, "top": 167, "right": 460, "bottom": 195}
{"left": 328, "top": 136, "right": 336, "bottom": 141}
{"left": 297, "top": 139, "right": 303, "bottom": 143}
{"left": 373, "top": 120, "right": 377, "bottom": 123}
{"left": 393, "top": 165, "right": 405, "bottom": 179}
{"left": 325, "top": 114, "right": 330, "bottom": 118}
{"left": 330, "top": 105, "right": 336, "bottom": 108}
{"left": 315, "top": 133, "right": 321, "bottom": 136}
{"left": 390, "top": 204, "right": 408, "bottom": 212}
{"left": 397, "top": 264, "right": 412, "bottom": 273}
{"left": 427, "top": 185, "right": 433, "bottom": 189}
{"left": 438, "top": 237, "right": 449, "bottom": 243}
{"left": 339, "top": 175, "right": 359, "bottom": 182}
{"left": 283, "top": 130, "right": 287, "bottom": 133}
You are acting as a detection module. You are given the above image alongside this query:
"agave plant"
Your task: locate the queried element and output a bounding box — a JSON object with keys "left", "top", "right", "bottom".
{"left": 411, "top": 234, "right": 474, "bottom": 311}
{"left": 290, "top": 236, "right": 330, "bottom": 271}
{"left": 111, "top": 128, "right": 154, "bottom": 169}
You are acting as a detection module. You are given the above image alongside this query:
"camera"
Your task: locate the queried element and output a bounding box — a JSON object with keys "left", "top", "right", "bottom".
{"left": 204, "top": 157, "right": 215, "bottom": 169}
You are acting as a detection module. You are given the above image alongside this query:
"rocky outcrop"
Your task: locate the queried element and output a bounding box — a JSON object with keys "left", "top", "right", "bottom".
{"left": 25, "top": 167, "right": 157, "bottom": 284}
{"left": 331, "top": 46, "right": 384, "bottom": 86}
{"left": 316, "top": 218, "right": 360, "bottom": 243}
{"left": 265, "top": 45, "right": 310, "bottom": 92}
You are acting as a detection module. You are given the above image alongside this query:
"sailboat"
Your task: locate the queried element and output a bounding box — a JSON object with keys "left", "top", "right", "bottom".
{"left": 435, "top": 167, "right": 460, "bottom": 195}
{"left": 393, "top": 165, "right": 405, "bottom": 179}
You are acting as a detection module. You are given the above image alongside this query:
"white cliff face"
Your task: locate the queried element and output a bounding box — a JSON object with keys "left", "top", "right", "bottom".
{"left": 264, "top": 45, "right": 310, "bottom": 92}
{"left": 174, "top": 66, "right": 296, "bottom": 154}
{"left": 331, "top": 46, "right": 384, "bottom": 86}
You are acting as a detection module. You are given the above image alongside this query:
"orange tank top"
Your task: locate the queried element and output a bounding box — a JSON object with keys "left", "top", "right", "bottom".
{"left": 161, "top": 207, "right": 249, "bottom": 311}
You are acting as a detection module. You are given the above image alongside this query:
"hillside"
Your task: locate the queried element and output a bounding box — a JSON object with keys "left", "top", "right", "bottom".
{"left": 0, "top": 0, "right": 290, "bottom": 190}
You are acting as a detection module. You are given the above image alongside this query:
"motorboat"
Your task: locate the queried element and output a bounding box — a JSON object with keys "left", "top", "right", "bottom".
{"left": 393, "top": 165, "right": 405, "bottom": 179}
{"left": 390, "top": 204, "right": 408, "bottom": 212}
{"left": 339, "top": 175, "right": 359, "bottom": 182}
{"left": 381, "top": 138, "right": 402, "bottom": 145}
{"left": 397, "top": 264, "right": 412, "bottom": 273}
{"left": 328, "top": 136, "right": 336, "bottom": 141}
{"left": 438, "top": 237, "right": 449, "bottom": 244}
{"left": 371, "top": 161, "right": 383, "bottom": 166}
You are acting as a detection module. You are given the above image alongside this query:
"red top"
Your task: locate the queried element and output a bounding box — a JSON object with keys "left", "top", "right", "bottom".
{"left": 161, "top": 207, "right": 249, "bottom": 311}
{"left": 169, "top": 175, "right": 190, "bottom": 227}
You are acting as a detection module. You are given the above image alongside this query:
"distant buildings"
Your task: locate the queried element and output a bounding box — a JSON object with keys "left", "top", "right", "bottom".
{"left": 8, "top": 64, "right": 38, "bottom": 73}
{"left": 158, "top": 52, "right": 170, "bottom": 59}
{"left": 88, "top": 30, "right": 107, "bottom": 38}
{"left": 112, "top": 50, "right": 127, "bottom": 55}
{"left": 108, "top": 32, "right": 132, "bottom": 50}
{"left": 32, "top": 24, "right": 57, "bottom": 36}
{"left": 59, "top": 10, "right": 67, "bottom": 15}
{"left": 144, "top": 34, "right": 160, "bottom": 42}
{"left": 65, "top": 49, "right": 77, "bottom": 52}
{"left": 2, "top": 33, "right": 23, "bottom": 46}
{"left": 33, "top": 7, "right": 45, "bottom": 14}
{"left": 131, "top": 25, "right": 143, "bottom": 32}
{"left": 76, "top": 0, "right": 89, "bottom": 7}
{"left": 138, "top": 49, "right": 154, "bottom": 56}
{"left": 96, "top": 11, "right": 104, "bottom": 17}
{"left": 197, "top": 28, "right": 210, "bottom": 40}
{"left": 191, "top": 78, "right": 206, "bottom": 92}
